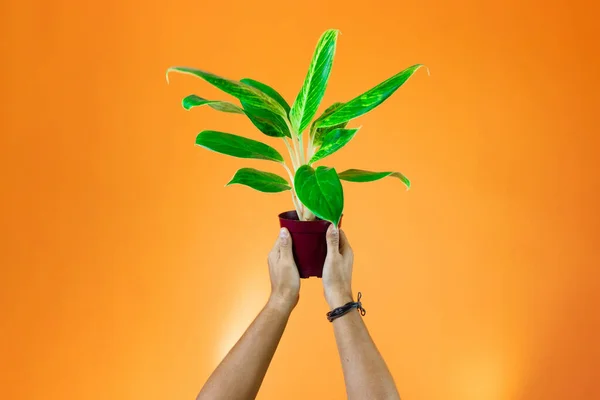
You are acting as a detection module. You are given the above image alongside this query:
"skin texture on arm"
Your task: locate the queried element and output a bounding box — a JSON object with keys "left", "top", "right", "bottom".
{"left": 323, "top": 226, "right": 401, "bottom": 400}
{"left": 196, "top": 228, "right": 300, "bottom": 400}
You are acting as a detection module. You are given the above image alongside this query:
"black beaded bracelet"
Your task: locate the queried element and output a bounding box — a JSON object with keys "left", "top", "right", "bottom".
{"left": 326, "top": 292, "right": 367, "bottom": 322}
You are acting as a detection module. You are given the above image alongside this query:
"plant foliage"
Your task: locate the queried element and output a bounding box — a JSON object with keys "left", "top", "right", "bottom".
{"left": 167, "top": 29, "right": 426, "bottom": 227}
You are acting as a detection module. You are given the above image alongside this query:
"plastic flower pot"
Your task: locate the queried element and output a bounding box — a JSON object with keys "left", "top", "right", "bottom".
{"left": 278, "top": 210, "right": 343, "bottom": 279}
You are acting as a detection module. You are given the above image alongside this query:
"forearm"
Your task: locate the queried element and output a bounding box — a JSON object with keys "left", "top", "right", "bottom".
{"left": 197, "top": 297, "right": 292, "bottom": 400}
{"left": 329, "top": 294, "right": 400, "bottom": 400}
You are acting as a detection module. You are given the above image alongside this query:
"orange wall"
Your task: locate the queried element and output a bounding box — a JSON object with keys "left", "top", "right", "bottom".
{"left": 1, "top": 0, "right": 599, "bottom": 399}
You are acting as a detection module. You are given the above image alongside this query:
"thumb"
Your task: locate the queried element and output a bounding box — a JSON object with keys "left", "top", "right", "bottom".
{"left": 278, "top": 228, "right": 293, "bottom": 258}
{"left": 326, "top": 224, "right": 340, "bottom": 255}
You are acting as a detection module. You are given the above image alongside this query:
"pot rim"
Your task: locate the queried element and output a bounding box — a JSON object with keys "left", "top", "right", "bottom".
{"left": 278, "top": 210, "right": 343, "bottom": 224}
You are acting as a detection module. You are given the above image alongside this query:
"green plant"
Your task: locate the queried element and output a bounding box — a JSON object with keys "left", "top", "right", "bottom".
{"left": 166, "top": 29, "right": 426, "bottom": 227}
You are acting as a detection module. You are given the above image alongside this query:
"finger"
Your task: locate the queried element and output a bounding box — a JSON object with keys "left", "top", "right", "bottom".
{"left": 278, "top": 228, "right": 293, "bottom": 260}
{"left": 326, "top": 224, "right": 340, "bottom": 255}
{"left": 339, "top": 229, "right": 352, "bottom": 254}
{"left": 270, "top": 229, "right": 283, "bottom": 256}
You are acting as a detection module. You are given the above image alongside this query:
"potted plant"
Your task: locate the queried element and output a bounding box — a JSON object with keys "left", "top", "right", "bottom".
{"left": 166, "top": 29, "right": 426, "bottom": 278}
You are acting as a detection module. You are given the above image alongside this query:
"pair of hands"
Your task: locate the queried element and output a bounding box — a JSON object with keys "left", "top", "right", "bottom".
{"left": 268, "top": 225, "right": 354, "bottom": 313}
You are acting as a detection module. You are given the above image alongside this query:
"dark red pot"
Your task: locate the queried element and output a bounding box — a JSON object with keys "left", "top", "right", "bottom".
{"left": 278, "top": 211, "right": 342, "bottom": 279}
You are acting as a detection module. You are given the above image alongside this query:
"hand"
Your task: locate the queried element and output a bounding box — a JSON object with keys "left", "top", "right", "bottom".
{"left": 267, "top": 228, "right": 300, "bottom": 313}
{"left": 323, "top": 225, "right": 354, "bottom": 308}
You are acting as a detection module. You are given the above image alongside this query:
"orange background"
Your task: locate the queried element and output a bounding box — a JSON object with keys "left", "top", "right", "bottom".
{"left": 1, "top": 0, "right": 599, "bottom": 399}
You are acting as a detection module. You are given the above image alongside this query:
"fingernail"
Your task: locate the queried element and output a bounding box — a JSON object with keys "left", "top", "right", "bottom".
{"left": 280, "top": 228, "right": 288, "bottom": 238}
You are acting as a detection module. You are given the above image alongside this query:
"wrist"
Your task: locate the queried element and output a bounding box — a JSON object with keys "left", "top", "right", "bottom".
{"left": 325, "top": 290, "right": 353, "bottom": 309}
{"left": 267, "top": 293, "right": 296, "bottom": 315}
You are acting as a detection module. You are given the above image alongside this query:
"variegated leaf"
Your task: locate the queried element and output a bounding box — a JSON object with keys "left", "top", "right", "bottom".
{"left": 294, "top": 165, "right": 344, "bottom": 227}
{"left": 338, "top": 169, "right": 410, "bottom": 190}
{"left": 226, "top": 168, "right": 291, "bottom": 193}
{"left": 182, "top": 94, "right": 244, "bottom": 114}
{"left": 290, "top": 29, "right": 339, "bottom": 134}
{"left": 309, "top": 128, "right": 360, "bottom": 164}
{"left": 317, "top": 64, "right": 425, "bottom": 128}
{"left": 195, "top": 130, "right": 284, "bottom": 163}
{"left": 166, "top": 67, "right": 287, "bottom": 119}
{"left": 240, "top": 78, "right": 291, "bottom": 115}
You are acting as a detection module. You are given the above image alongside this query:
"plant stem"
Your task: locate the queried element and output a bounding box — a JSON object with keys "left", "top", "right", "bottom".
{"left": 283, "top": 138, "right": 298, "bottom": 170}
{"left": 298, "top": 134, "right": 306, "bottom": 165}
{"left": 284, "top": 119, "right": 309, "bottom": 220}
{"left": 301, "top": 132, "right": 316, "bottom": 220}
{"left": 306, "top": 126, "right": 316, "bottom": 162}
{"left": 307, "top": 140, "right": 314, "bottom": 162}
{"left": 284, "top": 120, "right": 300, "bottom": 169}
{"left": 304, "top": 208, "right": 316, "bottom": 221}
{"left": 282, "top": 163, "right": 294, "bottom": 185}
{"left": 289, "top": 145, "right": 306, "bottom": 219}
{"left": 283, "top": 163, "right": 303, "bottom": 218}
{"left": 290, "top": 135, "right": 301, "bottom": 168}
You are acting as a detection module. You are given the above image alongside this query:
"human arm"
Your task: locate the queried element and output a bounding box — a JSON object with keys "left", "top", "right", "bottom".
{"left": 196, "top": 228, "right": 300, "bottom": 400}
{"left": 323, "top": 226, "right": 401, "bottom": 400}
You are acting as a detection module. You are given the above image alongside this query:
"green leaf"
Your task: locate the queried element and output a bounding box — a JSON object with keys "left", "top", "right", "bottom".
{"left": 316, "top": 64, "right": 426, "bottom": 128}
{"left": 236, "top": 78, "right": 292, "bottom": 137}
{"left": 182, "top": 95, "right": 244, "bottom": 114}
{"left": 311, "top": 102, "right": 344, "bottom": 127}
{"left": 310, "top": 102, "right": 348, "bottom": 146}
{"left": 241, "top": 103, "right": 291, "bottom": 138}
{"left": 338, "top": 169, "right": 411, "bottom": 190}
{"left": 226, "top": 168, "right": 291, "bottom": 193}
{"left": 290, "top": 29, "right": 339, "bottom": 134}
{"left": 309, "top": 128, "right": 360, "bottom": 164}
{"left": 166, "top": 67, "right": 287, "bottom": 119}
{"left": 195, "top": 130, "right": 284, "bottom": 163}
{"left": 240, "top": 78, "right": 291, "bottom": 115}
{"left": 294, "top": 165, "right": 344, "bottom": 226}
{"left": 181, "top": 94, "right": 290, "bottom": 137}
